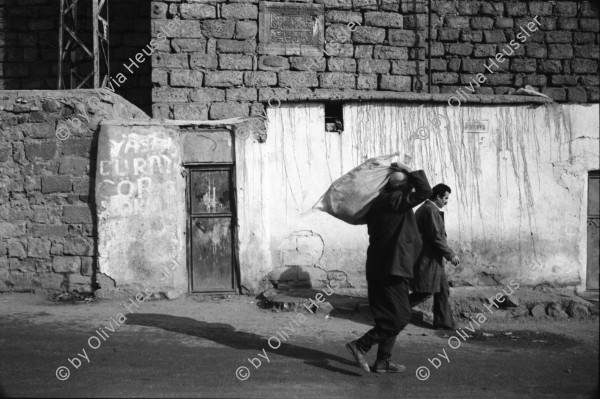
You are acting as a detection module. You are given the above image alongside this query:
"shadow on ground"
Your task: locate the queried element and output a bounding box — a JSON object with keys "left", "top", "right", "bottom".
{"left": 258, "top": 288, "right": 437, "bottom": 330}
{"left": 125, "top": 313, "right": 363, "bottom": 377}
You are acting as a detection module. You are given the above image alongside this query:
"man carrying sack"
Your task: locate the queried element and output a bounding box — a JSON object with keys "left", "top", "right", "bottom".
{"left": 346, "top": 162, "right": 432, "bottom": 373}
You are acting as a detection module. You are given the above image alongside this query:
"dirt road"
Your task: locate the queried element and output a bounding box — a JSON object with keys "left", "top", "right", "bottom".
{"left": 0, "top": 293, "right": 597, "bottom": 398}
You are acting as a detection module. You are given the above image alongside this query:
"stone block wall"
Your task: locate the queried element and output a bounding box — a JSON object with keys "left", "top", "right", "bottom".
{"left": 0, "top": 90, "right": 148, "bottom": 293}
{"left": 1, "top": 1, "right": 597, "bottom": 118}
{"left": 150, "top": 0, "right": 599, "bottom": 120}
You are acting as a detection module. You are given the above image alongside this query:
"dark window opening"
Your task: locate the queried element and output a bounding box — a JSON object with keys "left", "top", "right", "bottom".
{"left": 325, "top": 102, "right": 344, "bottom": 133}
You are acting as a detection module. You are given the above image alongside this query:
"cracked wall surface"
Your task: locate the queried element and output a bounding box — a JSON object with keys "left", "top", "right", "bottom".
{"left": 235, "top": 102, "right": 599, "bottom": 292}
{"left": 96, "top": 122, "right": 187, "bottom": 295}
{"left": 2, "top": 91, "right": 596, "bottom": 295}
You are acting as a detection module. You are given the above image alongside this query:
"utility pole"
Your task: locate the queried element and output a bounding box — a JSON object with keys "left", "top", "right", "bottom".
{"left": 58, "top": 0, "right": 110, "bottom": 89}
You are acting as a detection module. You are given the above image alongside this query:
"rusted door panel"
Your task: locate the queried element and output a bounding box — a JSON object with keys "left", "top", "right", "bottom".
{"left": 191, "top": 217, "right": 233, "bottom": 291}
{"left": 587, "top": 172, "right": 599, "bottom": 291}
{"left": 587, "top": 220, "right": 599, "bottom": 290}
{"left": 191, "top": 170, "right": 232, "bottom": 214}
{"left": 188, "top": 167, "right": 236, "bottom": 293}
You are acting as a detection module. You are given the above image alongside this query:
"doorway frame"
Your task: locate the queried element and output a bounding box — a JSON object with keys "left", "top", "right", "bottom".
{"left": 183, "top": 131, "right": 241, "bottom": 295}
{"left": 586, "top": 170, "right": 599, "bottom": 292}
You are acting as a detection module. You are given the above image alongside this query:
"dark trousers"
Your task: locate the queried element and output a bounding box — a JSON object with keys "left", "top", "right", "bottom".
{"left": 408, "top": 270, "right": 455, "bottom": 328}
{"left": 357, "top": 276, "right": 411, "bottom": 361}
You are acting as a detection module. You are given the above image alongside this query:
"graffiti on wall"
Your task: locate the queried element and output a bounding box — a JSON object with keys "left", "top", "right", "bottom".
{"left": 97, "top": 132, "right": 179, "bottom": 218}
{"left": 96, "top": 123, "right": 186, "bottom": 289}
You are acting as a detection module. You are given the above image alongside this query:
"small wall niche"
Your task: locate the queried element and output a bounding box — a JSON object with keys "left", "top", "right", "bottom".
{"left": 325, "top": 102, "right": 343, "bottom": 133}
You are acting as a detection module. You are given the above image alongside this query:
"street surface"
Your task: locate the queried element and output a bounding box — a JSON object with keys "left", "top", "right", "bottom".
{"left": 0, "top": 293, "right": 597, "bottom": 398}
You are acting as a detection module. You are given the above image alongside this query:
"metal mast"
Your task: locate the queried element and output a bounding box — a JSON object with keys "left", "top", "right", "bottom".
{"left": 58, "top": 0, "right": 109, "bottom": 89}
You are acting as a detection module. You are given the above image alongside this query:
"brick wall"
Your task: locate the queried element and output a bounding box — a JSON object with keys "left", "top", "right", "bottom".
{"left": 0, "top": 0, "right": 152, "bottom": 115}
{"left": 150, "top": 0, "right": 599, "bottom": 120}
{"left": 0, "top": 0, "right": 58, "bottom": 90}
{"left": 0, "top": 90, "right": 148, "bottom": 293}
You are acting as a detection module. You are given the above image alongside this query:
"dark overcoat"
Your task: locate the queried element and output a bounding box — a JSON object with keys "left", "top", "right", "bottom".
{"left": 365, "top": 170, "right": 432, "bottom": 281}
{"left": 412, "top": 200, "right": 456, "bottom": 293}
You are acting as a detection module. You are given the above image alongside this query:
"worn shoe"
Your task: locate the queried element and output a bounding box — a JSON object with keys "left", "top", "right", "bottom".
{"left": 372, "top": 359, "right": 407, "bottom": 373}
{"left": 346, "top": 340, "right": 370, "bottom": 373}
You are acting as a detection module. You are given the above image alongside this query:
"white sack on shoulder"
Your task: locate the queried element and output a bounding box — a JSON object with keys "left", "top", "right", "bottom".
{"left": 312, "top": 153, "right": 402, "bottom": 225}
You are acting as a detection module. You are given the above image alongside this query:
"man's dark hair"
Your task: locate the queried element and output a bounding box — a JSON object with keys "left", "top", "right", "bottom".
{"left": 430, "top": 184, "right": 451, "bottom": 200}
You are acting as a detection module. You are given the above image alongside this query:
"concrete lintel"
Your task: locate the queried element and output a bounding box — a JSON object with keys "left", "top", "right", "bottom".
{"left": 257, "top": 89, "right": 554, "bottom": 105}
{"left": 101, "top": 116, "right": 263, "bottom": 129}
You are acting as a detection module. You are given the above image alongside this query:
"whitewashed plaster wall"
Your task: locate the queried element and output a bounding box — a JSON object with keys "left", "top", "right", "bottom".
{"left": 235, "top": 102, "right": 600, "bottom": 293}
{"left": 96, "top": 122, "right": 187, "bottom": 296}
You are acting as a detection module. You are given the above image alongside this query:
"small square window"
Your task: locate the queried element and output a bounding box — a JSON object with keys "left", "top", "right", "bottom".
{"left": 325, "top": 102, "right": 343, "bottom": 133}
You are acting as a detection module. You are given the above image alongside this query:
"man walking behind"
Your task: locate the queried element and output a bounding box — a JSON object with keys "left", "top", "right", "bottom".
{"left": 346, "top": 163, "right": 432, "bottom": 373}
{"left": 409, "top": 184, "right": 460, "bottom": 330}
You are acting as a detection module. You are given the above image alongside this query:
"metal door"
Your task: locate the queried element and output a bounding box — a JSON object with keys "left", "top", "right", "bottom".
{"left": 188, "top": 167, "right": 236, "bottom": 293}
{"left": 587, "top": 172, "right": 599, "bottom": 291}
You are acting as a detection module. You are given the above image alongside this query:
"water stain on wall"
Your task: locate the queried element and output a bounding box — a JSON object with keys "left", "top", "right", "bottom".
{"left": 237, "top": 102, "right": 592, "bottom": 289}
